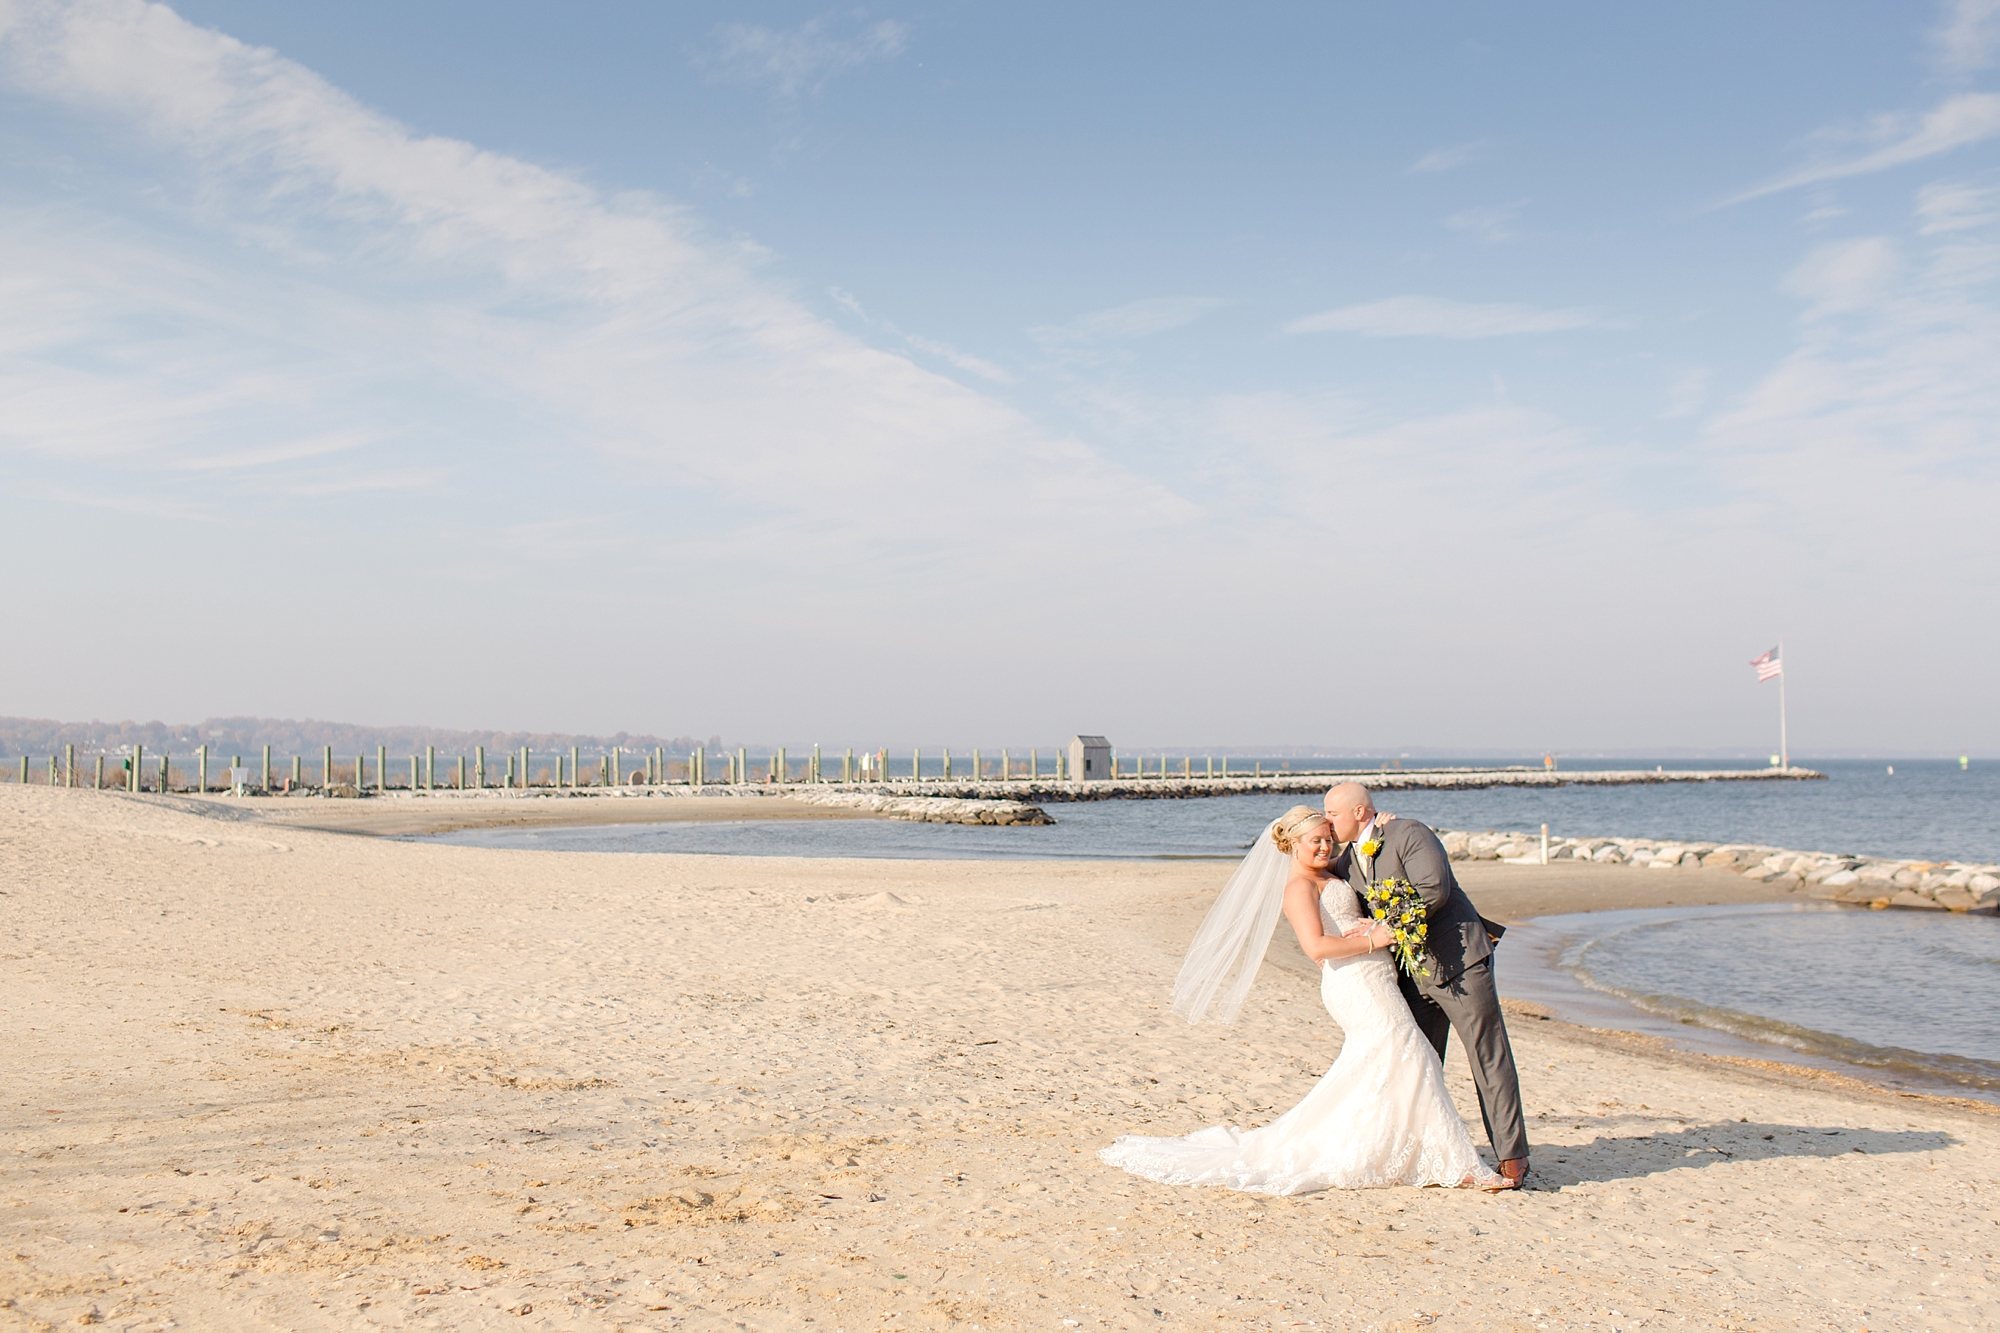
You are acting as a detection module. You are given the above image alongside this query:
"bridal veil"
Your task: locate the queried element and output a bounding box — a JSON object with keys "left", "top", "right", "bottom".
{"left": 1170, "top": 822, "right": 1292, "bottom": 1025}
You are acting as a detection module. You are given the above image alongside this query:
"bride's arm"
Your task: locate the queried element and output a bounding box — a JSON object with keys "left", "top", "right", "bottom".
{"left": 1283, "top": 878, "right": 1393, "bottom": 963}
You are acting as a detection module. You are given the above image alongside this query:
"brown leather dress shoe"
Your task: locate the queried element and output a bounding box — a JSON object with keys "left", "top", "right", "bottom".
{"left": 1499, "top": 1158, "right": 1530, "bottom": 1185}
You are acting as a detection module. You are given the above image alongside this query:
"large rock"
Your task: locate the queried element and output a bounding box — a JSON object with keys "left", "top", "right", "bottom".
{"left": 1890, "top": 889, "right": 1946, "bottom": 910}
{"left": 1970, "top": 873, "right": 2000, "bottom": 894}
{"left": 1593, "top": 845, "right": 1626, "bottom": 863}
{"left": 1933, "top": 887, "right": 1979, "bottom": 912}
{"left": 1439, "top": 830, "right": 1471, "bottom": 859}
{"left": 1701, "top": 850, "right": 1739, "bottom": 869}
{"left": 1819, "top": 869, "right": 1860, "bottom": 888}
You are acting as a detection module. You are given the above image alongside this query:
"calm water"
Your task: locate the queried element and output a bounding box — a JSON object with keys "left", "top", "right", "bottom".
{"left": 1533, "top": 903, "right": 2000, "bottom": 1097}
{"left": 421, "top": 758, "right": 2000, "bottom": 863}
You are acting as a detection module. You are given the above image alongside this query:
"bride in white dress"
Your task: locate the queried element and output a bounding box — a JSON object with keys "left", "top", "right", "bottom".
{"left": 1101, "top": 806, "right": 1509, "bottom": 1194}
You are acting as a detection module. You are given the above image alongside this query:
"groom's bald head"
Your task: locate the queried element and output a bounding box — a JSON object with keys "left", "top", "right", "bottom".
{"left": 1324, "top": 783, "right": 1376, "bottom": 843}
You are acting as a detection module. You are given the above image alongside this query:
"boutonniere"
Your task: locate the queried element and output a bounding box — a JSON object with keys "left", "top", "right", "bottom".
{"left": 1358, "top": 835, "right": 1383, "bottom": 859}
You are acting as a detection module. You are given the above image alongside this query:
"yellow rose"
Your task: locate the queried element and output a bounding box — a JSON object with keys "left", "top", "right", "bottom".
{"left": 1359, "top": 839, "right": 1382, "bottom": 858}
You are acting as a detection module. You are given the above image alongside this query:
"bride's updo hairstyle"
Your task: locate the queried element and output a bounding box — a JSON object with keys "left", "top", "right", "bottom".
{"left": 1270, "top": 805, "right": 1331, "bottom": 854}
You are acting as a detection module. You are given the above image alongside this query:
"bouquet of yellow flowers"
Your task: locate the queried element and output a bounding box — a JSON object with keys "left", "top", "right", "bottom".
{"left": 1363, "top": 877, "right": 1431, "bottom": 980}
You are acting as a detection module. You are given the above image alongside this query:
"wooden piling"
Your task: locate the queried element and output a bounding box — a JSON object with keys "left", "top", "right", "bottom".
{"left": 378, "top": 745, "right": 387, "bottom": 793}
{"left": 475, "top": 745, "right": 486, "bottom": 790}
{"left": 133, "top": 745, "right": 142, "bottom": 793}
{"left": 95, "top": 755, "right": 105, "bottom": 789}
{"left": 263, "top": 745, "right": 271, "bottom": 792}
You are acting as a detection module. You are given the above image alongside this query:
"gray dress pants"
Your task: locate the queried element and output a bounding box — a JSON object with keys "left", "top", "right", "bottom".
{"left": 1397, "top": 958, "right": 1530, "bottom": 1163}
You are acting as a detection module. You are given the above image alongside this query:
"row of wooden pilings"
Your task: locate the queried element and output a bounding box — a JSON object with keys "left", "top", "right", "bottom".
{"left": 9, "top": 744, "right": 1257, "bottom": 793}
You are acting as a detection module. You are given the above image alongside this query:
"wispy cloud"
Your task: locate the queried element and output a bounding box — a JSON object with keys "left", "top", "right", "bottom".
{"left": 1443, "top": 200, "right": 1526, "bottom": 243}
{"left": 1408, "top": 140, "right": 1485, "bottom": 173}
{"left": 704, "top": 14, "right": 909, "bottom": 97}
{"left": 827, "top": 287, "right": 1013, "bottom": 382}
{"left": 1660, "top": 367, "right": 1712, "bottom": 419}
{"left": 1285, "top": 296, "right": 1599, "bottom": 338}
{"left": 903, "top": 334, "right": 1013, "bottom": 384}
{"left": 1934, "top": 0, "right": 2000, "bottom": 73}
{"left": 1033, "top": 296, "right": 1225, "bottom": 345}
{"left": 1721, "top": 93, "right": 2000, "bottom": 205}
{"left": 171, "top": 429, "right": 379, "bottom": 473}
{"left": 1782, "top": 237, "right": 1903, "bottom": 314}
{"left": 1917, "top": 179, "right": 2000, "bottom": 232}
{"left": 0, "top": 0, "right": 1186, "bottom": 552}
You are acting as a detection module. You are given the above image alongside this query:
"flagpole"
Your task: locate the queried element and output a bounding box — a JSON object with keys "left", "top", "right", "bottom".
{"left": 1778, "top": 639, "right": 1788, "bottom": 770}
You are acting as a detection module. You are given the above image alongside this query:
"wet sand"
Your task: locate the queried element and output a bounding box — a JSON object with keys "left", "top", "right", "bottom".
{"left": 3, "top": 786, "right": 1992, "bottom": 1331}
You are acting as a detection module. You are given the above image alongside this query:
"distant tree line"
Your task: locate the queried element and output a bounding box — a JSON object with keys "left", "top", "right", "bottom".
{"left": 0, "top": 716, "right": 722, "bottom": 758}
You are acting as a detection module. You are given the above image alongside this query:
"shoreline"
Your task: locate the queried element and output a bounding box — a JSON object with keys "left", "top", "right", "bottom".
{"left": 5, "top": 784, "right": 1997, "bottom": 1327}
{"left": 1499, "top": 907, "right": 2000, "bottom": 1107}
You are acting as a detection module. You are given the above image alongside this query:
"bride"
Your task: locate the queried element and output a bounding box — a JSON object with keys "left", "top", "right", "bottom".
{"left": 1100, "top": 805, "right": 1510, "bottom": 1194}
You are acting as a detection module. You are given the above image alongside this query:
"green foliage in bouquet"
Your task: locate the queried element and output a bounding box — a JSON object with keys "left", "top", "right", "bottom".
{"left": 1363, "top": 877, "right": 1431, "bottom": 980}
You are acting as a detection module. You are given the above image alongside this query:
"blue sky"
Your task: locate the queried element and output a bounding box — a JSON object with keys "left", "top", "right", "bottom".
{"left": 2, "top": 1, "right": 1997, "bottom": 754}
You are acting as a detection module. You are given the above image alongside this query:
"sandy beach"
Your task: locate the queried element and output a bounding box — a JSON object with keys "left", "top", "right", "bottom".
{"left": 3, "top": 786, "right": 1995, "bottom": 1331}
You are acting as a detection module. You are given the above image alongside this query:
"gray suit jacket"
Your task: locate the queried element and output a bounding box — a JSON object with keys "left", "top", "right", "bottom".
{"left": 1340, "top": 817, "right": 1503, "bottom": 991}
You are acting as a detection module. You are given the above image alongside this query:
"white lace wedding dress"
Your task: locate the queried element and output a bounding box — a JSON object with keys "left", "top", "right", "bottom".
{"left": 1101, "top": 880, "right": 1501, "bottom": 1194}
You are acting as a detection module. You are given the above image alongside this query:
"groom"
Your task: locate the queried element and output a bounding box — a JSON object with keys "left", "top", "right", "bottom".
{"left": 1325, "top": 782, "right": 1530, "bottom": 1184}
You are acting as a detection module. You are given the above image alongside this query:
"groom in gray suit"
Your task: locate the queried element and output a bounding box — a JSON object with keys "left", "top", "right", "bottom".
{"left": 1325, "top": 782, "right": 1530, "bottom": 1184}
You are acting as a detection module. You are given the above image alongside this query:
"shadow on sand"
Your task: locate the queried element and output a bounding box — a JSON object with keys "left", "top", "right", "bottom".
{"left": 1525, "top": 1121, "right": 1957, "bottom": 1189}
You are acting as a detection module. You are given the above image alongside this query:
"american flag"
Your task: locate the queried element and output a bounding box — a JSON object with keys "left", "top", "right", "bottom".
{"left": 1750, "top": 646, "right": 1782, "bottom": 682}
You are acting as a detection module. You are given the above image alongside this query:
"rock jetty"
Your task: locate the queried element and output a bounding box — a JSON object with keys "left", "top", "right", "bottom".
{"left": 787, "top": 766, "right": 1823, "bottom": 804}
{"left": 788, "top": 791, "right": 1053, "bottom": 826}
{"left": 1438, "top": 827, "right": 2000, "bottom": 914}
